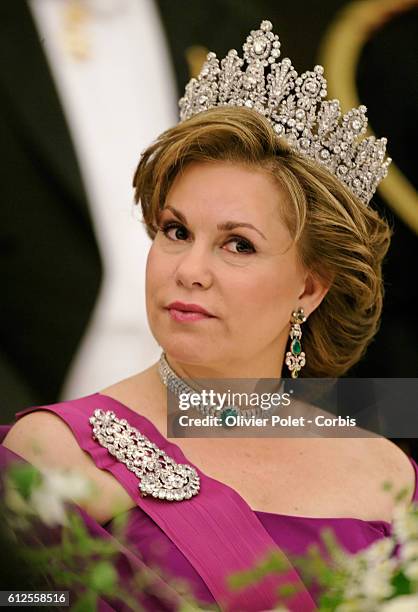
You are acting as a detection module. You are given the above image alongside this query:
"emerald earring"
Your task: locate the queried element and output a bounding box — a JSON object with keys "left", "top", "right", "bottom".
{"left": 285, "top": 307, "right": 307, "bottom": 378}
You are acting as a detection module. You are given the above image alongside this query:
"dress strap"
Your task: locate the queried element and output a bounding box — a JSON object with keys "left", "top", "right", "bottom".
{"left": 15, "top": 395, "right": 317, "bottom": 612}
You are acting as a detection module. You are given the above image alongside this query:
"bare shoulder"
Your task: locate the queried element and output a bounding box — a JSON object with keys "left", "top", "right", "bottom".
{"left": 296, "top": 436, "right": 417, "bottom": 521}
{"left": 366, "top": 436, "right": 416, "bottom": 499}
{"left": 349, "top": 436, "right": 416, "bottom": 511}
{"left": 3, "top": 411, "right": 135, "bottom": 524}
{"left": 3, "top": 411, "right": 85, "bottom": 468}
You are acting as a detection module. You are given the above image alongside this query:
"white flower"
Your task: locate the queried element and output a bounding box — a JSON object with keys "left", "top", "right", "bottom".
{"left": 360, "top": 562, "right": 396, "bottom": 600}
{"left": 30, "top": 487, "right": 70, "bottom": 527}
{"left": 40, "top": 468, "right": 92, "bottom": 501}
{"left": 403, "top": 559, "right": 418, "bottom": 582}
{"left": 342, "top": 582, "right": 363, "bottom": 600}
{"left": 400, "top": 541, "right": 418, "bottom": 562}
{"left": 363, "top": 538, "right": 396, "bottom": 565}
{"left": 392, "top": 505, "right": 418, "bottom": 544}
{"left": 336, "top": 599, "right": 378, "bottom": 612}
{"left": 3, "top": 483, "right": 32, "bottom": 515}
{"left": 342, "top": 557, "right": 397, "bottom": 603}
{"left": 341, "top": 553, "right": 364, "bottom": 574}
{"left": 380, "top": 594, "right": 418, "bottom": 611}
{"left": 29, "top": 468, "right": 93, "bottom": 527}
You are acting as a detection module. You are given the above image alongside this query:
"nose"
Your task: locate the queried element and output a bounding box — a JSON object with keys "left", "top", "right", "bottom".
{"left": 174, "top": 243, "right": 213, "bottom": 290}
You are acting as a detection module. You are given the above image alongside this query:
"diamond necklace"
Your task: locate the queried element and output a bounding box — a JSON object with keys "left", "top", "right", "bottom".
{"left": 158, "top": 352, "right": 284, "bottom": 427}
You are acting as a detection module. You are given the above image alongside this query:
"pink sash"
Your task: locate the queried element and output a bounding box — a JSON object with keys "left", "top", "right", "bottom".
{"left": 12, "top": 394, "right": 317, "bottom": 611}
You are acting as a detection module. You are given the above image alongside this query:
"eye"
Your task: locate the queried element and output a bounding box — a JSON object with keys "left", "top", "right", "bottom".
{"left": 159, "top": 221, "right": 189, "bottom": 241}
{"left": 224, "top": 236, "right": 256, "bottom": 254}
{"left": 158, "top": 221, "right": 256, "bottom": 255}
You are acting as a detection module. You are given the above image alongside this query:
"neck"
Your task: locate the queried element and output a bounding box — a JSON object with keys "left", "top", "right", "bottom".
{"left": 165, "top": 336, "right": 287, "bottom": 379}
{"left": 160, "top": 347, "right": 286, "bottom": 396}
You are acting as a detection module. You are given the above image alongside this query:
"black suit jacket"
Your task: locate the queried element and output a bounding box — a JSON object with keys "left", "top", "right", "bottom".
{"left": 0, "top": 2, "right": 102, "bottom": 417}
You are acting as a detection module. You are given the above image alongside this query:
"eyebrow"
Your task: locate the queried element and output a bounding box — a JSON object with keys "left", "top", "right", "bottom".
{"left": 163, "top": 205, "right": 267, "bottom": 241}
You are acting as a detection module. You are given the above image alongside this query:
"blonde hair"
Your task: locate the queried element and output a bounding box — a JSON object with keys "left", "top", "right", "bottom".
{"left": 133, "top": 107, "right": 392, "bottom": 377}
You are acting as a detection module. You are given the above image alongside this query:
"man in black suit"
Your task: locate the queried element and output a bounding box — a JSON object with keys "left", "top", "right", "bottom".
{"left": 1, "top": 2, "right": 101, "bottom": 417}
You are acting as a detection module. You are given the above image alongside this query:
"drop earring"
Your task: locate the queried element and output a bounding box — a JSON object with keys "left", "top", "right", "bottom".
{"left": 285, "top": 307, "right": 307, "bottom": 378}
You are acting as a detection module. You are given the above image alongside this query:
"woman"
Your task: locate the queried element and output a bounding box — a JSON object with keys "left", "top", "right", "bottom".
{"left": 1, "top": 20, "right": 416, "bottom": 612}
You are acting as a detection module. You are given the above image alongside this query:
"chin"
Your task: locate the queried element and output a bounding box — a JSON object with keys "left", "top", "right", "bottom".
{"left": 157, "top": 335, "right": 220, "bottom": 367}
{"left": 162, "top": 342, "right": 209, "bottom": 364}
{"left": 151, "top": 313, "right": 215, "bottom": 361}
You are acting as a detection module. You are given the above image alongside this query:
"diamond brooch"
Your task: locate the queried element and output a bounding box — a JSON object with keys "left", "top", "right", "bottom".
{"left": 89, "top": 409, "right": 200, "bottom": 501}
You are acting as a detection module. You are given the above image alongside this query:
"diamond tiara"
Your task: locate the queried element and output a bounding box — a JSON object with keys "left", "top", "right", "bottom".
{"left": 179, "top": 20, "right": 391, "bottom": 205}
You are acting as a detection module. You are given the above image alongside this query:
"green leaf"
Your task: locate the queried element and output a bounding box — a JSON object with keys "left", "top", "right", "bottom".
{"left": 395, "top": 487, "right": 412, "bottom": 503}
{"left": 88, "top": 561, "right": 118, "bottom": 594}
{"left": 8, "top": 464, "right": 42, "bottom": 500}
{"left": 68, "top": 512, "right": 90, "bottom": 542}
{"left": 277, "top": 583, "right": 298, "bottom": 598}
{"left": 90, "top": 540, "right": 118, "bottom": 556}
{"left": 71, "top": 591, "right": 98, "bottom": 612}
{"left": 226, "top": 549, "right": 290, "bottom": 590}
{"left": 52, "top": 569, "right": 83, "bottom": 587}
{"left": 318, "top": 592, "right": 344, "bottom": 610}
{"left": 320, "top": 527, "right": 341, "bottom": 557}
{"left": 109, "top": 511, "right": 129, "bottom": 538}
{"left": 391, "top": 570, "right": 412, "bottom": 596}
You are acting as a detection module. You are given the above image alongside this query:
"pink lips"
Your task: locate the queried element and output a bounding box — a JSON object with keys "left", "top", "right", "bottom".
{"left": 166, "top": 301, "right": 215, "bottom": 323}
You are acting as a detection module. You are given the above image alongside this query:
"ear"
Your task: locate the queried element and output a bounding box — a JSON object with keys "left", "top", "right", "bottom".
{"left": 297, "top": 270, "right": 331, "bottom": 318}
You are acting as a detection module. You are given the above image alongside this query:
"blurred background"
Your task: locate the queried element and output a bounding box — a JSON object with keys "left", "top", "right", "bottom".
{"left": 0, "top": 1, "right": 417, "bottom": 451}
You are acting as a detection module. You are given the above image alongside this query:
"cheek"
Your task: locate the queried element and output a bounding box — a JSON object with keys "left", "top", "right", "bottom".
{"left": 145, "top": 247, "right": 155, "bottom": 297}
{"left": 232, "top": 264, "right": 297, "bottom": 327}
{"left": 145, "top": 244, "right": 156, "bottom": 283}
{"left": 146, "top": 243, "right": 168, "bottom": 286}
{"left": 145, "top": 243, "right": 179, "bottom": 322}
{"left": 145, "top": 244, "right": 165, "bottom": 308}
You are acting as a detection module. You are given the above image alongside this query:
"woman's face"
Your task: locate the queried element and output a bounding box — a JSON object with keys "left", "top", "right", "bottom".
{"left": 146, "top": 161, "right": 322, "bottom": 376}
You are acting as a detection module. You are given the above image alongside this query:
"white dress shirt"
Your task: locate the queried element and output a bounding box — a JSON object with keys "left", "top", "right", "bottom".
{"left": 28, "top": 0, "right": 178, "bottom": 397}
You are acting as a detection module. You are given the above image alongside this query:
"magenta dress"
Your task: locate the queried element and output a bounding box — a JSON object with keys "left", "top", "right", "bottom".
{"left": 1, "top": 393, "right": 417, "bottom": 612}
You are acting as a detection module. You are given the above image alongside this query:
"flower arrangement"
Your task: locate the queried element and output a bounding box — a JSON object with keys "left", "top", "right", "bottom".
{"left": 1, "top": 463, "right": 418, "bottom": 611}
{"left": 0, "top": 463, "right": 200, "bottom": 611}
